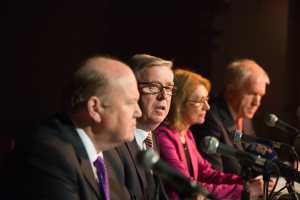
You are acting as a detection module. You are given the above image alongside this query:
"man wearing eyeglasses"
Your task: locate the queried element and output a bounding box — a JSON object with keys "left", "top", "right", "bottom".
{"left": 104, "top": 54, "right": 174, "bottom": 200}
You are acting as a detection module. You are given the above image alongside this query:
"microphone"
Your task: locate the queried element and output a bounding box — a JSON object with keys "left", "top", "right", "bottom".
{"left": 231, "top": 130, "right": 291, "bottom": 150}
{"left": 137, "top": 149, "right": 217, "bottom": 200}
{"left": 201, "top": 136, "right": 271, "bottom": 168}
{"left": 202, "top": 136, "right": 300, "bottom": 183}
{"left": 265, "top": 113, "right": 300, "bottom": 134}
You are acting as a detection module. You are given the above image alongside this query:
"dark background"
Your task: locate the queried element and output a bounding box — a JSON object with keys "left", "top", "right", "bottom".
{"left": 1, "top": 0, "right": 299, "bottom": 145}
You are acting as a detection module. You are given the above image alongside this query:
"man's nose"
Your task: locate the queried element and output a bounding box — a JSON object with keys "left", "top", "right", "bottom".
{"left": 252, "top": 95, "right": 261, "bottom": 106}
{"left": 156, "top": 88, "right": 168, "bottom": 100}
{"left": 135, "top": 104, "right": 142, "bottom": 118}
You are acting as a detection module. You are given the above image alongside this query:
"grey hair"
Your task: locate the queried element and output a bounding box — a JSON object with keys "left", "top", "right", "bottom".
{"left": 224, "top": 58, "right": 270, "bottom": 90}
{"left": 127, "top": 54, "right": 173, "bottom": 80}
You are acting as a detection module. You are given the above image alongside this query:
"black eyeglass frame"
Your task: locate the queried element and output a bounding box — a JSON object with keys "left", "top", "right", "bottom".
{"left": 138, "top": 81, "right": 177, "bottom": 96}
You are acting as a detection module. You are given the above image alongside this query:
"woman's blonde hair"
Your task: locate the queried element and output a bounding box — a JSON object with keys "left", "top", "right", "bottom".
{"left": 166, "top": 68, "right": 211, "bottom": 130}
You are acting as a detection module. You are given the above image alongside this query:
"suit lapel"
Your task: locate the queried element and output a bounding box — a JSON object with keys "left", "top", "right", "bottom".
{"left": 52, "top": 114, "right": 101, "bottom": 198}
{"left": 186, "top": 131, "right": 198, "bottom": 178}
{"left": 175, "top": 132, "right": 188, "bottom": 167}
{"left": 216, "top": 99, "right": 244, "bottom": 151}
{"left": 125, "top": 141, "right": 148, "bottom": 189}
{"left": 80, "top": 157, "right": 101, "bottom": 197}
{"left": 217, "top": 100, "right": 235, "bottom": 134}
{"left": 152, "top": 133, "right": 159, "bottom": 151}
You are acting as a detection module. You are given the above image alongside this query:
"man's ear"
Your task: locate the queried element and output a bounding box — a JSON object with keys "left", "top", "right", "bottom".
{"left": 87, "top": 96, "right": 103, "bottom": 123}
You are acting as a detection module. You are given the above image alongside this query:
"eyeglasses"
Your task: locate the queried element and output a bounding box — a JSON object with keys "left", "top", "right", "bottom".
{"left": 138, "top": 81, "right": 176, "bottom": 96}
{"left": 187, "top": 96, "right": 209, "bottom": 106}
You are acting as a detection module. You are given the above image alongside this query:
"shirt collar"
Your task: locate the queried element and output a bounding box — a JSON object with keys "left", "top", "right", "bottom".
{"left": 135, "top": 128, "right": 149, "bottom": 150}
{"left": 76, "top": 128, "right": 103, "bottom": 164}
{"left": 227, "top": 102, "right": 238, "bottom": 121}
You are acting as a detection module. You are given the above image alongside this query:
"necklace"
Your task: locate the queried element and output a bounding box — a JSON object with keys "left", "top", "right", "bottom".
{"left": 179, "top": 135, "right": 186, "bottom": 144}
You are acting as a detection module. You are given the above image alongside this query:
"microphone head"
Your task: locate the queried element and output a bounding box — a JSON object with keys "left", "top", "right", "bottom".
{"left": 201, "top": 136, "right": 219, "bottom": 154}
{"left": 265, "top": 113, "right": 278, "bottom": 127}
{"left": 136, "top": 149, "right": 160, "bottom": 169}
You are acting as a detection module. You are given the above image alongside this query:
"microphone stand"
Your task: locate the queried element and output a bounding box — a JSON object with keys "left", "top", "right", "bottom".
{"left": 285, "top": 146, "right": 300, "bottom": 200}
{"left": 242, "top": 180, "right": 251, "bottom": 200}
{"left": 241, "top": 160, "right": 274, "bottom": 200}
{"left": 286, "top": 178, "right": 299, "bottom": 200}
{"left": 262, "top": 158, "right": 281, "bottom": 200}
{"left": 240, "top": 165, "right": 253, "bottom": 200}
{"left": 262, "top": 163, "right": 273, "bottom": 200}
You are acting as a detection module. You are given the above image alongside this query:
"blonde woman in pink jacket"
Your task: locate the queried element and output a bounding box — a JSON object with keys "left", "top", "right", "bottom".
{"left": 155, "top": 69, "right": 263, "bottom": 200}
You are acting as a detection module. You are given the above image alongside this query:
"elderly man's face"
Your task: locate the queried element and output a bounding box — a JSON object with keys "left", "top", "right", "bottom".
{"left": 137, "top": 66, "right": 174, "bottom": 130}
{"left": 233, "top": 76, "right": 267, "bottom": 119}
{"left": 98, "top": 72, "right": 142, "bottom": 148}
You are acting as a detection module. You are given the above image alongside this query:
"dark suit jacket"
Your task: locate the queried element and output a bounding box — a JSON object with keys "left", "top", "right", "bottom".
{"left": 15, "top": 114, "right": 128, "bottom": 200}
{"left": 191, "top": 95, "right": 256, "bottom": 175}
{"left": 103, "top": 148, "right": 131, "bottom": 200}
{"left": 105, "top": 135, "right": 168, "bottom": 200}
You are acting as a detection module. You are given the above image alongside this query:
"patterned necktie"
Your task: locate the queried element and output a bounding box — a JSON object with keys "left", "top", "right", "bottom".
{"left": 144, "top": 131, "right": 153, "bottom": 149}
{"left": 93, "top": 156, "right": 110, "bottom": 200}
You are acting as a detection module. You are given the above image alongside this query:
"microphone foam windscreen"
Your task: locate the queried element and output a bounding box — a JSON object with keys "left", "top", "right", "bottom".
{"left": 201, "top": 136, "right": 219, "bottom": 154}
{"left": 265, "top": 113, "right": 278, "bottom": 127}
{"left": 136, "top": 149, "right": 159, "bottom": 169}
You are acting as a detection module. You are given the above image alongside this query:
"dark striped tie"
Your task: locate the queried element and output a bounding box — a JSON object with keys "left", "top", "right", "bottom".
{"left": 144, "top": 131, "right": 153, "bottom": 149}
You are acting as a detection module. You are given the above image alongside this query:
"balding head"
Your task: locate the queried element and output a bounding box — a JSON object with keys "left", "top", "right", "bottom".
{"left": 66, "top": 56, "right": 135, "bottom": 112}
{"left": 224, "top": 59, "right": 270, "bottom": 91}
{"left": 84, "top": 56, "right": 134, "bottom": 80}
{"left": 224, "top": 59, "right": 270, "bottom": 119}
{"left": 67, "top": 55, "right": 141, "bottom": 151}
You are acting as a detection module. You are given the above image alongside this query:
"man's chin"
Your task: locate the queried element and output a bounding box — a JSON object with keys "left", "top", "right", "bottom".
{"left": 245, "top": 112, "right": 255, "bottom": 119}
{"left": 153, "top": 115, "right": 166, "bottom": 123}
{"left": 126, "top": 134, "right": 135, "bottom": 142}
{"left": 147, "top": 116, "right": 166, "bottom": 129}
{"left": 109, "top": 137, "right": 132, "bottom": 149}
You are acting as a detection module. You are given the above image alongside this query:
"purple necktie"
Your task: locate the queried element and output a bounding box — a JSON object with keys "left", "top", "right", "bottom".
{"left": 93, "top": 156, "right": 110, "bottom": 200}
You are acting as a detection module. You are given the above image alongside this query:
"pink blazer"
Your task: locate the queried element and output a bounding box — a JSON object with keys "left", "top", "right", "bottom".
{"left": 155, "top": 126, "right": 244, "bottom": 200}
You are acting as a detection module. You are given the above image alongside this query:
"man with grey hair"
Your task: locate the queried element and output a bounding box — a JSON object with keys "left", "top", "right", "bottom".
{"left": 192, "top": 58, "right": 271, "bottom": 175}
{"left": 104, "top": 54, "right": 174, "bottom": 200}
{"left": 16, "top": 56, "right": 142, "bottom": 200}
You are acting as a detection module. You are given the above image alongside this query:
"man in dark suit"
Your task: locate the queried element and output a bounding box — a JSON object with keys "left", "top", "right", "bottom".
{"left": 104, "top": 54, "right": 174, "bottom": 200}
{"left": 16, "top": 56, "right": 142, "bottom": 200}
{"left": 192, "top": 59, "right": 271, "bottom": 175}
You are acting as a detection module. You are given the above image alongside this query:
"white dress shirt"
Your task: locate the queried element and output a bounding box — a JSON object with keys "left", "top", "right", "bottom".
{"left": 76, "top": 128, "right": 103, "bottom": 181}
{"left": 134, "top": 128, "right": 150, "bottom": 150}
